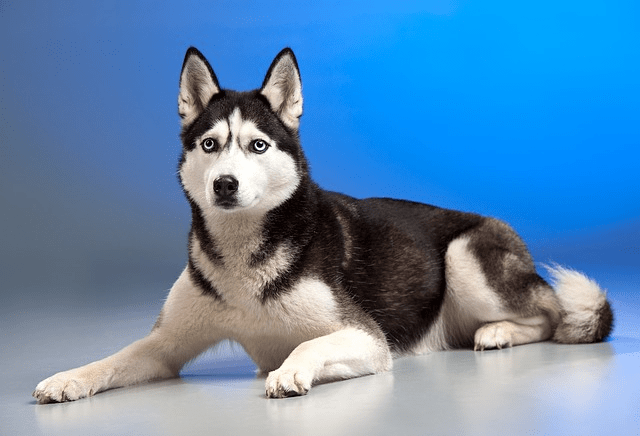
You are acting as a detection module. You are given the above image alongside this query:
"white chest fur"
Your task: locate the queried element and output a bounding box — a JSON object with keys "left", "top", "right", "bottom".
{"left": 187, "top": 222, "right": 342, "bottom": 362}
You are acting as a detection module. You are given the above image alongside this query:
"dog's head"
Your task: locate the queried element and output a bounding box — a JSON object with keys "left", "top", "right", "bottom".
{"left": 177, "top": 48, "right": 305, "bottom": 215}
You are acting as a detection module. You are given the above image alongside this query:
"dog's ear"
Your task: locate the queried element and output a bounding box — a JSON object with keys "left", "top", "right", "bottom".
{"left": 178, "top": 47, "right": 220, "bottom": 127}
{"left": 260, "top": 48, "right": 303, "bottom": 130}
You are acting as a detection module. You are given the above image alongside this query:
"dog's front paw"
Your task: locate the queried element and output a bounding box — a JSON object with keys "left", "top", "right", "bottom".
{"left": 33, "top": 368, "right": 102, "bottom": 404}
{"left": 474, "top": 321, "right": 515, "bottom": 351}
{"left": 265, "top": 367, "right": 313, "bottom": 398}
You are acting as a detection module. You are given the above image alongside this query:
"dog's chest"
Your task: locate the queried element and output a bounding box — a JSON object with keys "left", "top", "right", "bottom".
{"left": 194, "top": 239, "right": 340, "bottom": 333}
{"left": 219, "top": 276, "right": 341, "bottom": 371}
{"left": 189, "top": 215, "right": 344, "bottom": 353}
{"left": 222, "top": 275, "right": 341, "bottom": 337}
{"left": 208, "top": 242, "right": 293, "bottom": 302}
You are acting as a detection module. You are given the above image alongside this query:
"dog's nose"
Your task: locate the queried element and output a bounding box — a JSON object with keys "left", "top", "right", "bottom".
{"left": 213, "top": 175, "right": 239, "bottom": 197}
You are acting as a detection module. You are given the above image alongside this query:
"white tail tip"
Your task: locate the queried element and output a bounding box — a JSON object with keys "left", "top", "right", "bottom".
{"left": 544, "top": 264, "right": 613, "bottom": 343}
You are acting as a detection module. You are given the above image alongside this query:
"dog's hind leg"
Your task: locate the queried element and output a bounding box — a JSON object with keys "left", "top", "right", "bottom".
{"left": 473, "top": 316, "right": 553, "bottom": 351}
{"left": 443, "top": 218, "right": 562, "bottom": 351}
{"left": 265, "top": 327, "right": 392, "bottom": 398}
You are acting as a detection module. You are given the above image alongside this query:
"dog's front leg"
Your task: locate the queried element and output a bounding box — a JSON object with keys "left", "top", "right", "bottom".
{"left": 265, "top": 327, "right": 392, "bottom": 398}
{"left": 33, "top": 333, "right": 188, "bottom": 403}
{"left": 33, "top": 268, "right": 223, "bottom": 403}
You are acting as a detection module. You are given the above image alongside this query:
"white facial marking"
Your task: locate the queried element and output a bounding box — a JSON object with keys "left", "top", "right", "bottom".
{"left": 228, "top": 108, "right": 243, "bottom": 149}
{"left": 180, "top": 106, "right": 300, "bottom": 217}
{"left": 205, "top": 118, "right": 231, "bottom": 147}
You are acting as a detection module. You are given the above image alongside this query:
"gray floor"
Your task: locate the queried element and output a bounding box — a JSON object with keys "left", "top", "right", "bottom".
{"left": 2, "top": 276, "right": 639, "bottom": 436}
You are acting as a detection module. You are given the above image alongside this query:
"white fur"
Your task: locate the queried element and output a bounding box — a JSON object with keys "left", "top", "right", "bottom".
{"left": 546, "top": 265, "right": 607, "bottom": 317}
{"left": 444, "top": 236, "right": 507, "bottom": 322}
{"left": 265, "top": 328, "right": 392, "bottom": 398}
{"left": 474, "top": 316, "right": 551, "bottom": 351}
{"left": 237, "top": 278, "right": 347, "bottom": 372}
{"left": 545, "top": 265, "right": 609, "bottom": 343}
{"left": 413, "top": 236, "right": 553, "bottom": 353}
{"left": 32, "top": 263, "right": 390, "bottom": 402}
{"left": 413, "top": 236, "right": 510, "bottom": 353}
{"left": 273, "top": 277, "right": 339, "bottom": 329}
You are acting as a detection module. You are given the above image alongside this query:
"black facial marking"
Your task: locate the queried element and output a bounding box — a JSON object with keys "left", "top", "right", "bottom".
{"left": 179, "top": 90, "right": 304, "bottom": 160}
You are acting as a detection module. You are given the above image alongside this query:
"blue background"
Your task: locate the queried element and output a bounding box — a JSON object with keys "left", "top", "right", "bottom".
{"left": 1, "top": 0, "right": 638, "bottom": 305}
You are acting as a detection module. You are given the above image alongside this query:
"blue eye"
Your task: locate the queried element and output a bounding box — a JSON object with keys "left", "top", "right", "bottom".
{"left": 201, "top": 138, "right": 218, "bottom": 152}
{"left": 251, "top": 139, "right": 269, "bottom": 154}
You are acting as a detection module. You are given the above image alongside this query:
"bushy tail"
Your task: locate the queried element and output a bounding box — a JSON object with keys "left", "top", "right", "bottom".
{"left": 546, "top": 265, "right": 614, "bottom": 343}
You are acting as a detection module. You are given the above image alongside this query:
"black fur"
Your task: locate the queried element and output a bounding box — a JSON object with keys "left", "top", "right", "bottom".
{"left": 595, "top": 301, "right": 614, "bottom": 341}
{"left": 305, "top": 194, "right": 486, "bottom": 352}
{"left": 188, "top": 199, "right": 223, "bottom": 265}
{"left": 187, "top": 256, "right": 222, "bottom": 300}
{"left": 468, "top": 219, "right": 552, "bottom": 315}
{"left": 255, "top": 181, "right": 318, "bottom": 302}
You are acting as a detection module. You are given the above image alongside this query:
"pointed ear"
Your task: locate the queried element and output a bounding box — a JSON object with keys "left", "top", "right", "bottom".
{"left": 260, "top": 48, "right": 303, "bottom": 130}
{"left": 178, "top": 47, "right": 220, "bottom": 127}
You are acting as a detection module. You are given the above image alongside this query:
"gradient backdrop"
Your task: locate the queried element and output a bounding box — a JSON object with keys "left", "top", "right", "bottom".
{"left": 1, "top": 0, "right": 639, "bottom": 309}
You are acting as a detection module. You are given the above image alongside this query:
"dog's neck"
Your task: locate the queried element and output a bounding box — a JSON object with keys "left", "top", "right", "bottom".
{"left": 189, "top": 179, "right": 318, "bottom": 269}
{"left": 202, "top": 207, "right": 266, "bottom": 263}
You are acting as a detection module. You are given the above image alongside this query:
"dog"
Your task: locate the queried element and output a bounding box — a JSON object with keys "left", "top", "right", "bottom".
{"left": 33, "top": 47, "right": 613, "bottom": 402}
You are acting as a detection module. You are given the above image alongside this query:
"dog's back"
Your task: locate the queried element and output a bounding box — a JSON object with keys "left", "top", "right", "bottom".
{"left": 301, "top": 191, "right": 612, "bottom": 354}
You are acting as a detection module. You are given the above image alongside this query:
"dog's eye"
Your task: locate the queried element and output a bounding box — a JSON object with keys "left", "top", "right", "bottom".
{"left": 250, "top": 139, "right": 269, "bottom": 154}
{"left": 201, "top": 138, "right": 218, "bottom": 152}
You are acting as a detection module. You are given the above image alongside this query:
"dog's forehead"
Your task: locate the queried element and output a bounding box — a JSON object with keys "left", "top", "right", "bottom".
{"left": 181, "top": 89, "right": 300, "bottom": 156}
{"left": 203, "top": 107, "right": 264, "bottom": 145}
{"left": 201, "top": 92, "right": 272, "bottom": 136}
{"left": 209, "top": 91, "right": 270, "bottom": 125}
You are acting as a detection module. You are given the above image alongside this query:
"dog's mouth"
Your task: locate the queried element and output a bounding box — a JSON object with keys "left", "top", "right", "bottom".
{"left": 215, "top": 198, "right": 239, "bottom": 210}
{"left": 213, "top": 195, "right": 260, "bottom": 212}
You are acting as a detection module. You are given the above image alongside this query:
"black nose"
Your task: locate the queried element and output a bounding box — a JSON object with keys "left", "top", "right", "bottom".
{"left": 213, "top": 175, "right": 239, "bottom": 197}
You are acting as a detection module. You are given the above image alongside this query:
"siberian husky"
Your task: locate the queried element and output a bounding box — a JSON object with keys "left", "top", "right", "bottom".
{"left": 34, "top": 47, "right": 613, "bottom": 402}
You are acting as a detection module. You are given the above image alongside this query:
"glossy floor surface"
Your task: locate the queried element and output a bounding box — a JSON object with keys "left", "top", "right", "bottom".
{"left": 2, "top": 274, "right": 639, "bottom": 436}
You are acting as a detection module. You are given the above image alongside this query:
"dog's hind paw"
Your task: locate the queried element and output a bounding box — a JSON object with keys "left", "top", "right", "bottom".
{"left": 474, "top": 321, "right": 515, "bottom": 351}
{"left": 265, "top": 367, "right": 312, "bottom": 398}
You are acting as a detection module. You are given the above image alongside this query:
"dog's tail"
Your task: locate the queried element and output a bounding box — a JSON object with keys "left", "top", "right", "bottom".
{"left": 545, "top": 265, "right": 614, "bottom": 343}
